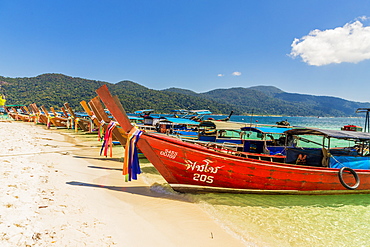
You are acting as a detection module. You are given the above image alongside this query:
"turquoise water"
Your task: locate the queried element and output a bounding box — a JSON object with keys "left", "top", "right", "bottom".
{"left": 193, "top": 193, "right": 370, "bottom": 246}
{"left": 149, "top": 116, "right": 370, "bottom": 246}
{"left": 216, "top": 115, "right": 365, "bottom": 130}
{"left": 107, "top": 115, "right": 370, "bottom": 246}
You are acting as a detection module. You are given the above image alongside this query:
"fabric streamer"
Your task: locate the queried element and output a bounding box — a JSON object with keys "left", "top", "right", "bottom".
{"left": 100, "top": 121, "right": 116, "bottom": 157}
{"left": 35, "top": 113, "right": 40, "bottom": 124}
{"left": 75, "top": 118, "right": 80, "bottom": 132}
{"left": 89, "top": 114, "right": 97, "bottom": 132}
{"left": 47, "top": 116, "right": 53, "bottom": 129}
{"left": 123, "top": 128, "right": 143, "bottom": 181}
{"left": 98, "top": 120, "right": 106, "bottom": 141}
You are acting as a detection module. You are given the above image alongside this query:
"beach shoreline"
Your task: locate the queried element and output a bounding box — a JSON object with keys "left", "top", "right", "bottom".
{"left": 0, "top": 121, "right": 245, "bottom": 246}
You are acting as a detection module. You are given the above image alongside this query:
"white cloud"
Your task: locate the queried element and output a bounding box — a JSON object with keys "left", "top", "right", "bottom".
{"left": 217, "top": 73, "right": 224, "bottom": 77}
{"left": 357, "top": 16, "right": 370, "bottom": 21}
{"left": 232, "top": 71, "right": 241, "bottom": 76}
{"left": 290, "top": 18, "right": 370, "bottom": 66}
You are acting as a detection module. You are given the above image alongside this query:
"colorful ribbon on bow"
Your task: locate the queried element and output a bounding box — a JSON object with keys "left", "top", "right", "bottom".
{"left": 46, "top": 115, "right": 54, "bottom": 129}
{"left": 123, "top": 127, "right": 143, "bottom": 181}
{"left": 74, "top": 118, "right": 80, "bottom": 132}
{"left": 100, "top": 121, "right": 117, "bottom": 157}
{"left": 98, "top": 119, "right": 106, "bottom": 141}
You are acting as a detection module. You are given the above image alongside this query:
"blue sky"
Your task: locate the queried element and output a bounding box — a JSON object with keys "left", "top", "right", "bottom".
{"left": 1, "top": 1, "right": 370, "bottom": 102}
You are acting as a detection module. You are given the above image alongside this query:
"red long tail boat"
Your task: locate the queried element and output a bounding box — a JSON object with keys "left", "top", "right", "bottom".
{"left": 96, "top": 85, "right": 370, "bottom": 194}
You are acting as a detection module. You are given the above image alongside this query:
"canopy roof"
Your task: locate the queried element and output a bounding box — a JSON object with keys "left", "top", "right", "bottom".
{"left": 161, "top": 117, "right": 200, "bottom": 125}
{"left": 188, "top": 110, "right": 212, "bottom": 115}
{"left": 129, "top": 116, "right": 144, "bottom": 121}
{"left": 75, "top": 112, "right": 89, "bottom": 117}
{"left": 199, "top": 120, "right": 252, "bottom": 130}
{"left": 284, "top": 128, "right": 370, "bottom": 141}
{"left": 241, "top": 126, "right": 292, "bottom": 135}
{"left": 171, "top": 109, "right": 189, "bottom": 114}
{"left": 134, "top": 109, "right": 154, "bottom": 114}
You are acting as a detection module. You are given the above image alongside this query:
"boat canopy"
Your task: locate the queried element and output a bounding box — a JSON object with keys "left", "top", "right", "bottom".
{"left": 200, "top": 120, "right": 251, "bottom": 130}
{"left": 171, "top": 109, "right": 188, "bottom": 114}
{"left": 134, "top": 109, "right": 154, "bottom": 114}
{"left": 241, "top": 126, "right": 291, "bottom": 135}
{"left": 129, "top": 116, "right": 144, "bottom": 121}
{"left": 75, "top": 112, "right": 89, "bottom": 118}
{"left": 189, "top": 110, "right": 212, "bottom": 115}
{"left": 5, "top": 105, "right": 26, "bottom": 107}
{"left": 284, "top": 128, "right": 370, "bottom": 141}
{"left": 161, "top": 117, "right": 201, "bottom": 125}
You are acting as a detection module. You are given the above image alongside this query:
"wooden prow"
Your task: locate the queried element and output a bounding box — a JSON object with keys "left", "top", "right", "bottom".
{"left": 95, "top": 85, "right": 133, "bottom": 133}
{"left": 23, "top": 106, "right": 31, "bottom": 114}
{"left": 61, "top": 106, "right": 69, "bottom": 117}
{"left": 88, "top": 96, "right": 127, "bottom": 146}
{"left": 41, "top": 105, "right": 57, "bottom": 127}
{"left": 96, "top": 85, "right": 178, "bottom": 182}
{"left": 64, "top": 102, "right": 76, "bottom": 118}
{"left": 64, "top": 102, "right": 89, "bottom": 131}
{"left": 80, "top": 100, "right": 100, "bottom": 128}
{"left": 50, "top": 107, "right": 58, "bottom": 117}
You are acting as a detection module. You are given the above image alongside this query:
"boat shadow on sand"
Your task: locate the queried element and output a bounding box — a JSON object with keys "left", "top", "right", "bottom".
{"left": 71, "top": 154, "right": 148, "bottom": 164}
{"left": 65, "top": 181, "right": 190, "bottom": 202}
{"left": 84, "top": 164, "right": 160, "bottom": 175}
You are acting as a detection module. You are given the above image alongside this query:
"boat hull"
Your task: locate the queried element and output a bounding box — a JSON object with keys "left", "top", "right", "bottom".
{"left": 139, "top": 133, "right": 370, "bottom": 194}
{"left": 96, "top": 84, "right": 370, "bottom": 194}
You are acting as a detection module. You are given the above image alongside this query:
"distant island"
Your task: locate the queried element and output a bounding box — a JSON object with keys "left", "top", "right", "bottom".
{"left": 1, "top": 73, "right": 369, "bottom": 117}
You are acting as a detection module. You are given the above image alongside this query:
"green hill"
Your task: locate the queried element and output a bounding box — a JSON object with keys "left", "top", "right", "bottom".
{"left": 198, "top": 87, "right": 370, "bottom": 116}
{"left": 0, "top": 74, "right": 237, "bottom": 114}
{"left": 1, "top": 73, "right": 369, "bottom": 116}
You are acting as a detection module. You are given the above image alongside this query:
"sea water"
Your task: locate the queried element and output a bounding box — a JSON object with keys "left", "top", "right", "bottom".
{"left": 146, "top": 115, "right": 370, "bottom": 246}
{"left": 84, "top": 115, "right": 370, "bottom": 246}
{"left": 183, "top": 116, "right": 370, "bottom": 246}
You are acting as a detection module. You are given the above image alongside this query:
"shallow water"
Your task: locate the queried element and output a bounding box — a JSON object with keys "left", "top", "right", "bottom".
{"left": 191, "top": 116, "right": 370, "bottom": 246}
{"left": 77, "top": 116, "right": 370, "bottom": 246}
{"left": 190, "top": 193, "right": 370, "bottom": 246}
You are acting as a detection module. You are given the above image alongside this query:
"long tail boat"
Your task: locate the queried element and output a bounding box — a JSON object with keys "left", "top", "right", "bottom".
{"left": 4, "top": 105, "right": 34, "bottom": 122}
{"left": 29, "top": 103, "right": 48, "bottom": 125}
{"left": 40, "top": 105, "right": 69, "bottom": 128}
{"left": 63, "top": 102, "right": 91, "bottom": 131}
{"left": 96, "top": 85, "right": 370, "bottom": 194}
{"left": 83, "top": 97, "right": 127, "bottom": 146}
{"left": 80, "top": 100, "right": 101, "bottom": 129}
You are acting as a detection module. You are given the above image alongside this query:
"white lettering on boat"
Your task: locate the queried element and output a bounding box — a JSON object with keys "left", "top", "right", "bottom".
{"left": 185, "top": 159, "right": 223, "bottom": 174}
{"left": 193, "top": 173, "right": 214, "bottom": 183}
{"left": 159, "top": 149, "right": 178, "bottom": 159}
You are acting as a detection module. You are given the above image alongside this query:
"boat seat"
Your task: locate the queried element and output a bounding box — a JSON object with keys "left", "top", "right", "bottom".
{"left": 286, "top": 148, "right": 324, "bottom": 167}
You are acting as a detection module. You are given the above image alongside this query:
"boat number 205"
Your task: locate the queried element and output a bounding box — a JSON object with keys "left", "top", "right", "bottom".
{"left": 193, "top": 173, "right": 214, "bottom": 184}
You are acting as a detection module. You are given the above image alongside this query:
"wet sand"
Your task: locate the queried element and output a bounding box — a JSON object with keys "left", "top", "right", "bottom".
{"left": 0, "top": 121, "right": 245, "bottom": 246}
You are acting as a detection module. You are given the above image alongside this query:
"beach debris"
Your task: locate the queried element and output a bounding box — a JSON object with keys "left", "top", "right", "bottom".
{"left": 32, "top": 232, "right": 42, "bottom": 241}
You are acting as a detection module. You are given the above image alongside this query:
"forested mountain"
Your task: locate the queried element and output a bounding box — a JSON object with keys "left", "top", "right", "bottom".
{"left": 163, "top": 87, "right": 200, "bottom": 96}
{"left": 0, "top": 74, "right": 105, "bottom": 108}
{"left": 166, "top": 86, "right": 370, "bottom": 116}
{"left": 0, "top": 74, "right": 237, "bottom": 114}
{"left": 0, "top": 73, "right": 369, "bottom": 116}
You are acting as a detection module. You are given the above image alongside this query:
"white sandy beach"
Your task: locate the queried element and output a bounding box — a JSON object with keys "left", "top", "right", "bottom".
{"left": 0, "top": 120, "right": 245, "bottom": 246}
